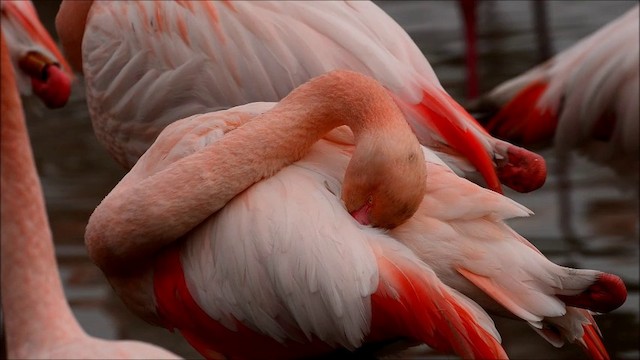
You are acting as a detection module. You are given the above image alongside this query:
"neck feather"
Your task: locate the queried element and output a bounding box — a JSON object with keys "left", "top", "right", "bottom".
{"left": 86, "top": 71, "right": 417, "bottom": 275}
{"left": 55, "top": 0, "right": 93, "bottom": 73}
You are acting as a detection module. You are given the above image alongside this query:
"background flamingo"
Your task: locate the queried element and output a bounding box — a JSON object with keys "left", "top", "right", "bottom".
{"left": 55, "top": 0, "right": 547, "bottom": 194}
{"left": 0, "top": 3, "right": 180, "bottom": 358}
{"left": 457, "top": 0, "right": 552, "bottom": 100}
{"left": 0, "top": 0, "right": 71, "bottom": 108}
{"left": 17, "top": 1, "right": 639, "bottom": 359}
{"left": 469, "top": 4, "right": 639, "bottom": 259}
{"left": 472, "top": 5, "right": 638, "bottom": 182}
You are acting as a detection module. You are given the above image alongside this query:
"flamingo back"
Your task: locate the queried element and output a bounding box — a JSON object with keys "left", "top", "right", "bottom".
{"left": 481, "top": 5, "right": 639, "bottom": 179}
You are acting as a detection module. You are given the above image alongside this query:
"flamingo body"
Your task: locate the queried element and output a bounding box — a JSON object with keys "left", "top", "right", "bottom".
{"left": 86, "top": 75, "right": 507, "bottom": 359}
{"left": 58, "top": 0, "right": 548, "bottom": 193}
{"left": 390, "top": 159, "right": 626, "bottom": 356}
{"left": 476, "top": 5, "right": 639, "bottom": 180}
{"left": 95, "top": 98, "right": 624, "bottom": 359}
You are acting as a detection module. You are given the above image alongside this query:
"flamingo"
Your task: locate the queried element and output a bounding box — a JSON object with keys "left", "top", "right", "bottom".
{"left": 0, "top": 3, "right": 180, "bottom": 358}
{"left": 85, "top": 70, "right": 509, "bottom": 359}
{"left": 1, "top": 0, "right": 71, "bottom": 108}
{"left": 55, "top": 0, "right": 547, "bottom": 194}
{"left": 469, "top": 4, "right": 638, "bottom": 261}
{"left": 85, "top": 70, "right": 626, "bottom": 360}
{"left": 472, "top": 5, "right": 639, "bottom": 181}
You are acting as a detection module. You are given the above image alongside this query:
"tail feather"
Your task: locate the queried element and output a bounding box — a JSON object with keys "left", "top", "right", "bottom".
{"left": 410, "top": 89, "right": 503, "bottom": 193}
{"left": 457, "top": 267, "right": 546, "bottom": 324}
{"left": 579, "top": 323, "right": 610, "bottom": 360}
{"left": 454, "top": 251, "right": 624, "bottom": 357}
{"left": 403, "top": 88, "right": 546, "bottom": 193}
{"left": 557, "top": 273, "right": 627, "bottom": 314}
{"left": 528, "top": 309, "right": 610, "bottom": 360}
{"left": 369, "top": 241, "right": 508, "bottom": 359}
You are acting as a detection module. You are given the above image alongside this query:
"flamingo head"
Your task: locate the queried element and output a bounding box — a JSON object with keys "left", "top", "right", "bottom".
{"left": 343, "top": 131, "right": 427, "bottom": 229}
{"left": 1, "top": 0, "right": 72, "bottom": 108}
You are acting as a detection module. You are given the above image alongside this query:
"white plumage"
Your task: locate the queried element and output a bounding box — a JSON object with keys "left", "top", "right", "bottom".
{"left": 479, "top": 5, "right": 638, "bottom": 180}
{"left": 124, "top": 102, "right": 617, "bottom": 354}
{"left": 74, "top": 0, "right": 548, "bottom": 193}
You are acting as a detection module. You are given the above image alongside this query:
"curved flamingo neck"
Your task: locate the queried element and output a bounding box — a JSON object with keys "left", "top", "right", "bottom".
{"left": 86, "top": 70, "right": 420, "bottom": 275}
{"left": 0, "top": 33, "right": 83, "bottom": 357}
{"left": 55, "top": 0, "right": 93, "bottom": 73}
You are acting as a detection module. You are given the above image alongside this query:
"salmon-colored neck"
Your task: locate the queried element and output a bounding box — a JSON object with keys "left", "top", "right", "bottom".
{"left": 0, "top": 33, "right": 82, "bottom": 357}
{"left": 86, "top": 71, "right": 420, "bottom": 275}
{"left": 56, "top": 0, "right": 93, "bottom": 73}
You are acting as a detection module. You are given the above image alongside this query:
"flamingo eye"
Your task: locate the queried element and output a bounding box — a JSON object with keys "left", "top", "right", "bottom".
{"left": 367, "top": 195, "right": 373, "bottom": 204}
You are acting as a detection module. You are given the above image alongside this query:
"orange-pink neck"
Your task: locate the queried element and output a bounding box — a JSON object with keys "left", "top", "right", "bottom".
{"left": 0, "top": 32, "right": 82, "bottom": 357}
{"left": 85, "top": 71, "right": 419, "bottom": 275}
{"left": 55, "top": 0, "right": 93, "bottom": 73}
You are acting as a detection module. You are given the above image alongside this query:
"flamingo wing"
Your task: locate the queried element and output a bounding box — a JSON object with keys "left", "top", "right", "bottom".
{"left": 391, "top": 159, "right": 627, "bottom": 359}
{"left": 125, "top": 104, "right": 505, "bottom": 359}
{"left": 477, "top": 5, "right": 639, "bottom": 178}
{"left": 81, "top": 0, "right": 545, "bottom": 192}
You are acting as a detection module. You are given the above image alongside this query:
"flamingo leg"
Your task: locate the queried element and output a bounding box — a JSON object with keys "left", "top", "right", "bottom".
{"left": 459, "top": 0, "right": 479, "bottom": 100}
{"left": 531, "top": 0, "right": 553, "bottom": 63}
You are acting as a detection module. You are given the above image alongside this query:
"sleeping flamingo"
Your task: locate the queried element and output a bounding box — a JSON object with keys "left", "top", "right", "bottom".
{"left": 55, "top": 0, "right": 547, "bottom": 194}
{"left": 85, "top": 70, "right": 508, "bottom": 359}
{"left": 472, "top": 5, "right": 639, "bottom": 181}
{"left": 85, "top": 70, "right": 626, "bottom": 359}
{"left": 0, "top": 3, "right": 180, "bottom": 358}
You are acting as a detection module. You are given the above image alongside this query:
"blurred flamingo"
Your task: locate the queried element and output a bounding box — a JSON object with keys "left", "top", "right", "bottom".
{"left": 1, "top": 0, "right": 71, "bottom": 108}
{"left": 472, "top": 5, "right": 639, "bottom": 182}
{"left": 471, "top": 4, "right": 639, "bottom": 253}
{"left": 0, "top": 2, "right": 181, "bottom": 358}
{"left": 55, "top": 0, "right": 547, "bottom": 194}
{"left": 457, "top": 0, "right": 552, "bottom": 100}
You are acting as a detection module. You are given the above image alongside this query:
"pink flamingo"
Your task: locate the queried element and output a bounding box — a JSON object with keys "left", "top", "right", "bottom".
{"left": 471, "top": 4, "right": 638, "bottom": 255}
{"left": 55, "top": 0, "right": 547, "bottom": 194}
{"left": 0, "top": 2, "right": 180, "bottom": 358}
{"left": 85, "top": 70, "right": 508, "bottom": 360}
{"left": 1, "top": 0, "right": 71, "bottom": 108}
{"left": 84, "top": 70, "right": 626, "bottom": 360}
{"left": 473, "top": 5, "right": 638, "bottom": 181}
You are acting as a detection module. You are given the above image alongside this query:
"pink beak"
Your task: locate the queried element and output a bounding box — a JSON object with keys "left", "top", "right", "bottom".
{"left": 350, "top": 202, "right": 373, "bottom": 226}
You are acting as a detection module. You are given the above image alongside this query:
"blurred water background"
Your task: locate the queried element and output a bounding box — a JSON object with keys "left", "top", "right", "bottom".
{"left": 15, "top": 1, "right": 640, "bottom": 359}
